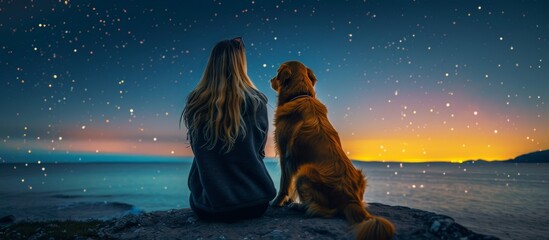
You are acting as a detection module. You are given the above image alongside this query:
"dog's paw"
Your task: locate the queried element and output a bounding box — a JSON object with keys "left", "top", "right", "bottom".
{"left": 287, "top": 202, "right": 306, "bottom": 212}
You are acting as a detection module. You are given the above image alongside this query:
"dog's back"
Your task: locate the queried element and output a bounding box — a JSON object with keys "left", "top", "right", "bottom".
{"left": 276, "top": 96, "right": 363, "bottom": 198}
{"left": 276, "top": 97, "right": 342, "bottom": 162}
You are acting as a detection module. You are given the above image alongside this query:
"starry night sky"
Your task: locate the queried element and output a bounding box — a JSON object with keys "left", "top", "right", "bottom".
{"left": 1, "top": 0, "right": 547, "bottom": 162}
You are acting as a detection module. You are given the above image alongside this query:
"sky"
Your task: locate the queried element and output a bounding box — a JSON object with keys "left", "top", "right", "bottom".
{"left": 0, "top": 0, "right": 547, "bottom": 162}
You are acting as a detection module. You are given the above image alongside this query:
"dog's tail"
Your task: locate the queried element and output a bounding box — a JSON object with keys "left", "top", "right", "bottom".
{"left": 343, "top": 202, "right": 395, "bottom": 240}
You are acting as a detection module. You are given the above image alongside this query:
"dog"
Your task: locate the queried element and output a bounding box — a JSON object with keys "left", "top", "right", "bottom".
{"left": 270, "top": 61, "right": 395, "bottom": 240}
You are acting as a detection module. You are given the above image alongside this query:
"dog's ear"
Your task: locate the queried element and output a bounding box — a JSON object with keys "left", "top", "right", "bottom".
{"left": 307, "top": 67, "right": 317, "bottom": 86}
{"left": 277, "top": 65, "right": 292, "bottom": 83}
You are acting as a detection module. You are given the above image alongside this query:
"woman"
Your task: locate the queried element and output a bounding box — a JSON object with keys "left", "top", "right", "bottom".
{"left": 182, "top": 37, "right": 276, "bottom": 222}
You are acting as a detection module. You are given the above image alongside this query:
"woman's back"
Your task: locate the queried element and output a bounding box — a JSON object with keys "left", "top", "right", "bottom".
{"left": 187, "top": 91, "right": 275, "bottom": 212}
{"left": 182, "top": 37, "right": 275, "bottom": 222}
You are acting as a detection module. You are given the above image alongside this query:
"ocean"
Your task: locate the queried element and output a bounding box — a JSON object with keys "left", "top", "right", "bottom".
{"left": 1, "top": 157, "right": 547, "bottom": 240}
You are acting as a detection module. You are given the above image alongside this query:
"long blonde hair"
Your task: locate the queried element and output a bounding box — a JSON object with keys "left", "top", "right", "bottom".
{"left": 182, "top": 37, "right": 263, "bottom": 152}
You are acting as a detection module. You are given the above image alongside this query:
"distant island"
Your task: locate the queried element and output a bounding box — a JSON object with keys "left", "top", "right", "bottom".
{"left": 464, "top": 149, "right": 549, "bottom": 164}
{"left": 505, "top": 149, "right": 549, "bottom": 163}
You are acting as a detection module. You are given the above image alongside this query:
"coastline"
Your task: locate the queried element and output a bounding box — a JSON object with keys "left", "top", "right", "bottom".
{"left": 0, "top": 203, "right": 498, "bottom": 240}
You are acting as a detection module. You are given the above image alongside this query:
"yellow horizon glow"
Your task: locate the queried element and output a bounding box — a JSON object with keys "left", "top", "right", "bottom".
{"left": 342, "top": 136, "right": 536, "bottom": 162}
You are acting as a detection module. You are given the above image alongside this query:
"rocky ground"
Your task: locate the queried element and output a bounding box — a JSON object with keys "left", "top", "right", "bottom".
{"left": 0, "top": 203, "right": 499, "bottom": 240}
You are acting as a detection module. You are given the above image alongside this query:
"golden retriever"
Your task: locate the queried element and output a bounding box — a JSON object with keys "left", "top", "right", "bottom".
{"left": 270, "top": 61, "right": 395, "bottom": 240}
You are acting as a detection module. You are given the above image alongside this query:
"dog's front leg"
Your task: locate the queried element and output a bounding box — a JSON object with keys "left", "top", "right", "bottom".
{"left": 271, "top": 157, "right": 291, "bottom": 207}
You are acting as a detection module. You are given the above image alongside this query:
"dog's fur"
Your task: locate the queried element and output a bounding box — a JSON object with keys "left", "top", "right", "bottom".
{"left": 270, "top": 61, "right": 395, "bottom": 240}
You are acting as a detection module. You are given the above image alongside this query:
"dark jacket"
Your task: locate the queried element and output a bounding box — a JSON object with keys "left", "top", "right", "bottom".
{"left": 188, "top": 91, "right": 276, "bottom": 212}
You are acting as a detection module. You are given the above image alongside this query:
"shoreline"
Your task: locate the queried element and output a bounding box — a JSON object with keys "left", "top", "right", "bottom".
{"left": 1, "top": 203, "right": 499, "bottom": 240}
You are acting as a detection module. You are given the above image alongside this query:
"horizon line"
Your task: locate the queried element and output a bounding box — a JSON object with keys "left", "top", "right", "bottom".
{"left": 0, "top": 150, "right": 523, "bottom": 164}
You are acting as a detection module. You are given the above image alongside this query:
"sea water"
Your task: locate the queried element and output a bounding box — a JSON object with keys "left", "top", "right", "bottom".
{"left": 1, "top": 157, "right": 548, "bottom": 240}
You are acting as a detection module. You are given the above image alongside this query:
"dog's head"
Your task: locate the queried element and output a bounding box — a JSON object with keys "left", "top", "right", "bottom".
{"left": 270, "top": 61, "right": 317, "bottom": 104}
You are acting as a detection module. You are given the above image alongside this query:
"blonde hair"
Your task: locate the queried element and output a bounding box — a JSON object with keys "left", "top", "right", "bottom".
{"left": 182, "top": 37, "right": 263, "bottom": 152}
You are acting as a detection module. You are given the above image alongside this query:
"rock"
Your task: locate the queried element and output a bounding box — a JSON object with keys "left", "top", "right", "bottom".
{"left": 263, "top": 229, "right": 289, "bottom": 240}
{"left": 430, "top": 220, "right": 441, "bottom": 233}
{"left": 0, "top": 215, "right": 15, "bottom": 224}
{"left": 1, "top": 204, "right": 499, "bottom": 240}
{"left": 186, "top": 216, "right": 197, "bottom": 224}
{"left": 95, "top": 203, "right": 498, "bottom": 240}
